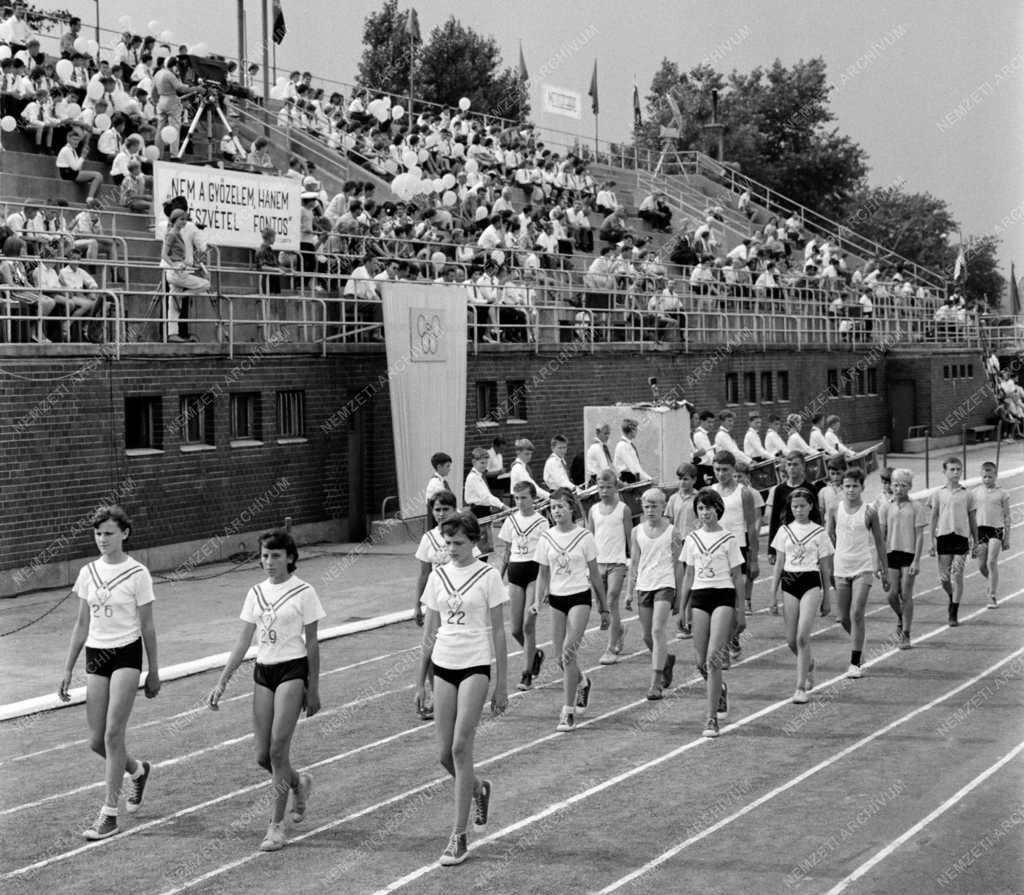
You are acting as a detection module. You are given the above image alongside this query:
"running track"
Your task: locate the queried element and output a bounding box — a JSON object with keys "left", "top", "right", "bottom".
{"left": 1, "top": 483, "right": 1022, "bottom": 895}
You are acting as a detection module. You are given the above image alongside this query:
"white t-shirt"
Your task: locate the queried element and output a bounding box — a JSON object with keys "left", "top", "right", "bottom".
{"left": 589, "top": 500, "right": 628, "bottom": 564}
{"left": 534, "top": 526, "right": 598, "bottom": 595}
{"left": 497, "top": 511, "right": 547, "bottom": 564}
{"left": 421, "top": 560, "right": 507, "bottom": 668}
{"left": 770, "top": 522, "right": 834, "bottom": 573}
{"left": 681, "top": 529, "right": 743, "bottom": 589}
{"left": 240, "top": 576, "right": 325, "bottom": 665}
{"left": 75, "top": 557, "right": 155, "bottom": 649}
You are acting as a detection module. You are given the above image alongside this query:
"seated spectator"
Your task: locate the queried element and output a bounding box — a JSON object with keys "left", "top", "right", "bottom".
{"left": 637, "top": 191, "right": 672, "bottom": 232}
{"left": 56, "top": 130, "right": 104, "bottom": 207}
{"left": 6, "top": 200, "right": 58, "bottom": 254}
{"left": 110, "top": 133, "right": 144, "bottom": 184}
{"left": 566, "top": 198, "right": 593, "bottom": 252}
{"left": 247, "top": 136, "right": 275, "bottom": 173}
{"left": 343, "top": 254, "right": 383, "bottom": 341}
{"left": 59, "top": 246, "right": 110, "bottom": 339}
{"left": 689, "top": 256, "right": 716, "bottom": 296}
{"left": 648, "top": 279, "right": 682, "bottom": 345}
{"left": 0, "top": 235, "right": 55, "bottom": 342}
{"left": 599, "top": 208, "right": 629, "bottom": 245}
{"left": 160, "top": 208, "right": 210, "bottom": 342}
{"left": 254, "top": 226, "right": 283, "bottom": 296}
{"left": 20, "top": 87, "right": 59, "bottom": 149}
{"left": 30, "top": 245, "right": 79, "bottom": 341}
{"left": 738, "top": 188, "right": 753, "bottom": 220}
{"left": 119, "top": 159, "right": 150, "bottom": 213}
{"left": 754, "top": 261, "right": 782, "bottom": 308}
{"left": 594, "top": 180, "right": 619, "bottom": 215}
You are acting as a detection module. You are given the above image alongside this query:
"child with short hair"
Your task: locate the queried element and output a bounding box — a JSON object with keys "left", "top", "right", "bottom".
{"left": 119, "top": 159, "right": 151, "bottom": 213}
{"left": 464, "top": 447, "right": 505, "bottom": 554}
{"left": 678, "top": 488, "right": 745, "bottom": 738}
{"left": 973, "top": 461, "right": 1010, "bottom": 609}
{"left": 497, "top": 481, "right": 547, "bottom": 690}
{"left": 828, "top": 467, "right": 887, "bottom": 678}
{"left": 873, "top": 467, "right": 894, "bottom": 517}
{"left": 818, "top": 456, "right": 847, "bottom": 520}
{"left": 667, "top": 463, "right": 699, "bottom": 637}
{"left": 425, "top": 451, "right": 453, "bottom": 509}
{"left": 929, "top": 457, "right": 977, "bottom": 627}
{"left": 589, "top": 468, "right": 631, "bottom": 664}
{"left": 627, "top": 487, "right": 682, "bottom": 699}
{"left": 881, "top": 468, "right": 928, "bottom": 648}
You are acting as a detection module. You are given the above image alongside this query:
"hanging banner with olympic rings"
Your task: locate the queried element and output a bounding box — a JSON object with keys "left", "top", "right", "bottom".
{"left": 381, "top": 281, "right": 468, "bottom": 517}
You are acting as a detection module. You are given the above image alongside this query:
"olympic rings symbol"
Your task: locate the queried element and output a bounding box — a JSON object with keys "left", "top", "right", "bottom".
{"left": 416, "top": 313, "right": 442, "bottom": 354}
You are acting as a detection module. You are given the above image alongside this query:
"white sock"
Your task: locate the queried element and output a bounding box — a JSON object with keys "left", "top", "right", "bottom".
{"left": 101, "top": 805, "right": 118, "bottom": 817}
{"left": 129, "top": 762, "right": 145, "bottom": 779}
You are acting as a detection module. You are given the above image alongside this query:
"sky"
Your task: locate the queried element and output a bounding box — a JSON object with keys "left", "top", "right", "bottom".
{"left": 57, "top": 0, "right": 1024, "bottom": 282}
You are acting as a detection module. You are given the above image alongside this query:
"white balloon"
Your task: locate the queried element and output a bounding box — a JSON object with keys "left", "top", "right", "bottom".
{"left": 55, "top": 58, "right": 73, "bottom": 80}
{"left": 424, "top": 132, "right": 439, "bottom": 148}
{"left": 432, "top": 178, "right": 444, "bottom": 193}
{"left": 160, "top": 30, "right": 174, "bottom": 44}
{"left": 458, "top": 97, "right": 471, "bottom": 112}
{"left": 475, "top": 205, "right": 488, "bottom": 221}
{"left": 408, "top": 165, "right": 421, "bottom": 179}
{"left": 73, "top": 36, "right": 89, "bottom": 54}
{"left": 191, "top": 43, "right": 209, "bottom": 57}
{"left": 147, "top": 19, "right": 161, "bottom": 34}
{"left": 373, "top": 105, "right": 389, "bottom": 123}
{"left": 491, "top": 249, "right": 505, "bottom": 266}
{"left": 80, "top": 108, "right": 95, "bottom": 126}
{"left": 383, "top": 159, "right": 399, "bottom": 175}
{"left": 93, "top": 113, "right": 111, "bottom": 131}
{"left": 401, "top": 150, "right": 418, "bottom": 169}
{"left": 0, "top": 115, "right": 16, "bottom": 133}
{"left": 391, "top": 104, "right": 404, "bottom": 120}
{"left": 442, "top": 190, "right": 457, "bottom": 207}
{"left": 117, "top": 15, "right": 132, "bottom": 29}
{"left": 64, "top": 102, "right": 82, "bottom": 119}
{"left": 268, "top": 85, "right": 286, "bottom": 100}
{"left": 417, "top": 149, "right": 428, "bottom": 163}
{"left": 441, "top": 173, "right": 456, "bottom": 190}
{"left": 382, "top": 95, "right": 392, "bottom": 109}
{"left": 160, "top": 125, "right": 179, "bottom": 144}
{"left": 86, "top": 80, "right": 105, "bottom": 101}
{"left": 144, "top": 144, "right": 161, "bottom": 161}
{"left": 0, "top": 45, "right": 10, "bottom": 61}
{"left": 464, "top": 158, "right": 479, "bottom": 174}
{"left": 87, "top": 40, "right": 99, "bottom": 56}
{"left": 276, "top": 76, "right": 289, "bottom": 87}
{"left": 430, "top": 251, "right": 447, "bottom": 266}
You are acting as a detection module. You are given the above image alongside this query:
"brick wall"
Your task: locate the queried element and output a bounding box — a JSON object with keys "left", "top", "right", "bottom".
{"left": 2, "top": 343, "right": 907, "bottom": 576}
{"left": 887, "top": 351, "right": 993, "bottom": 436}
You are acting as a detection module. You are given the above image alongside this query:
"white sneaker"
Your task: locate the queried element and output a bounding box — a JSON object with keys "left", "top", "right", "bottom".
{"left": 556, "top": 707, "right": 575, "bottom": 732}
{"left": 846, "top": 664, "right": 863, "bottom": 679}
{"left": 290, "top": 773, "right": 312, "bottom": 824}
{"left": 792, "top": 688, "right": 809, "bottom": 704}
{"left": 598, "top": 650, "right": 618, "bottom": 665}
{"left": 259, "top": 821, "right": 287, "bottom": 851}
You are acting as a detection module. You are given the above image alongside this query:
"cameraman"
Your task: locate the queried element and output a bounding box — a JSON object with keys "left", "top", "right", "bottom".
{"left": 153, "top": 57, "right": 200, "bottom": 157}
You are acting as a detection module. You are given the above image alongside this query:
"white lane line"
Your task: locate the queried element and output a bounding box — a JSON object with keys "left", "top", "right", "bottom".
{"left": 0, "top": 646, "right": 420, "bottom": 768}
{"left": 370, "top": 591, "right": 1024, "bottom": 895}
{"left": 594, "top": 646, "right": 1024, "bottom": 894}
{"left": 157, "top": 583, "right": 1024, "bottom": 895}
{"left": 0, "top": 614, "right": 641, "bottom": 814}
{"left": 822, "top": 739, "right": 1024, "bottom": 895}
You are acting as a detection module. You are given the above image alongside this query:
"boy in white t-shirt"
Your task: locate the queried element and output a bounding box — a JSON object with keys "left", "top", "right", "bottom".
{"left": 588, "top": 469, "right": 632, "bottom": 665}
{"left": 974, "top": 461, "right": 1011, "bottom": 608}
{"left": 209, "top": 530, "right": 325, "bottom": 853}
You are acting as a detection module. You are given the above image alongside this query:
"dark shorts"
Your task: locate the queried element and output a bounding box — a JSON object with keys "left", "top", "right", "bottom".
{"left": 978, "top": 526, "right": 1005, "bottom": 544}
{"left": 253, "top": 656, "right": 309, "bottom": 692}
{"left": 432, "top": 663, "right": 491, "bottom": 687}
{"left": 690, "top": 587, "right": 737, "bottom": 614}
{"left": 936, "top": 534, "right": 970, "bottom": 556}
{"left": 637, "top": 587, "right": 675, "bottom": 608}
{"left": 887, "top": 550, "right": 915, "bottom": 569}
{"left": 508, "top": 560, "right": 539, "bottom": 588}
{"left": 781, "top": 571, "right": 822, "bottom": 600}
{"left": 85, "top": 637, "right": 143, "bottom": 677}
{"left": 58, "top": 167, "right": 79, "bottom": 182}
{"left": 548, "top": 590, "right": 592, "bottom": 614}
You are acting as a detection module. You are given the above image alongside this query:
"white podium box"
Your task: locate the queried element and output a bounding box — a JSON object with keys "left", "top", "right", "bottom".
{"left": 583, "top": 404, "right": 692, "bottom": 486}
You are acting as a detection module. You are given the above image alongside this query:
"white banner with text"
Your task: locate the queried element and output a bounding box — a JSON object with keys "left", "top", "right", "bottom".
{"left": 542, "top": 84, "right": 583, "bottom": 119}
{"left": 152, "top": 162, "right": 301, "bottom": 251}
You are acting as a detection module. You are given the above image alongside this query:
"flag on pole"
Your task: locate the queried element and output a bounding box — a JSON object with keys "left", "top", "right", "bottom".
{"left": 1011, "top": 262, "right": 1021, "bottom": 315}
{"left": 588, "top": 60, "right": 598, "bottom": 115}
{"left": 633, "top": 79, "right": 642, "bottom": 130}
{"left": 518, "top": 42, "right": 529, "bottom": 83}
{"left": 953, "top": 243, "right": 966, "bottom": 283}
{"left": 272, "top": 0, "right": 286, "bottom": 44}
{"left": 405, "top": 8, "right": 420, "bottom": 42}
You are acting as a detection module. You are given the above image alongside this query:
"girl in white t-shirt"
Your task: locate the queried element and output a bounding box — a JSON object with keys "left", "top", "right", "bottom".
{"left": 678, "top": 489, "right": 744, "bottom": 739}
{"left": 588, "top": 469, "right": 632, "bottom": 665}
{"left": 770, "top": 489, "right": 834, "bottom": 704}
{"left": 497, "top": 480, "right": 548, "bottom": 691}
{"left": 60, "top": 505, "right": 160, "bottom": 842}
{"left": 208, "top": 530, "right": 325, "bottom": 853}
{"left": 416, "top": 512, "right": 508, "bottom": 866}
{"left": 533, "top": 488, "right": 607, "bottom": 733}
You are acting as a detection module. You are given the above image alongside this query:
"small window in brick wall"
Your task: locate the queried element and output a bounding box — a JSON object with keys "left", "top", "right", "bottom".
{"left": 125, "top": 396, "right": 162, "bottom": 450}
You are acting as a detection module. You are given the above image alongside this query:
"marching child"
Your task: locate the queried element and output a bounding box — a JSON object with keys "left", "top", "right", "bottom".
{"left": 973, "top": 461, "right": 1010, "bottom": 609}
{"left": 425, "top": 451, "right": 454, "bottom": 509}
{"left": 60, "top": 506, "right": 160, "bottom": 840}
{"left": 828, "top": 468, "right": 887, "bottom": 678}
{"left": 208, "top": 530, "right": 324, "bottom": 852}
{"left": 497, "top": 481, "right": 548, "bottom": 690}
{"left": 666, "top": 463, "right": 700, "bottom": 636}
{"left": 678, "top": 489, "right": 745, "bottom": 738}
{"left": 771, "top": 489, "right": 833, "bottom": 703}
{"left": 627, "top": 487, "right": 683, "bottom": 699}
{"left": 818, "top": 456, "right": 847, "bottom": 520}
{"left": 881, "top": 469, "right": 928, "bottom": 648}
{"left": 929, "top": 457, "right": 977, "bottom": 627}
{"left": 415, "top": 512, "right": 508, "bottom": 866}
{"left": 533, "top": 488, "right": 608, "bottom": 732}
{"left": 588, "top": 468, "right": 632, "bottom": 664}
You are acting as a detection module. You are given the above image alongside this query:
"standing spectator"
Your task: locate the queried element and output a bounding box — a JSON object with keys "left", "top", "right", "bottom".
{"left": 152, "top": 57, "right": 197, "bottom": 157}
{"left": 160, "top": 208, "right": 209, "bottom": 342}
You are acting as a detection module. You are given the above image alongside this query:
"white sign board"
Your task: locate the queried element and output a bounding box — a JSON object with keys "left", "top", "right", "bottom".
{"left": 583, "top": 404, "right": 692, "bottom": 486}
{"left": 152, "top": 161, "right": 301, "bottom": 251}
{"left": 542, "top": 84, "right": 582, "bottom": 120}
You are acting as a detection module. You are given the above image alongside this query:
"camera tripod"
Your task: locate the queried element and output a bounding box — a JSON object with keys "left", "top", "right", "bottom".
{"left": 176, "top": 90, "right": 243, "bottom": 161}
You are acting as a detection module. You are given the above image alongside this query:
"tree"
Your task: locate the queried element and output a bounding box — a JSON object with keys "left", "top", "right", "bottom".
{"left": 417, "top": 17, "right": 529, "bottom": 120}
{"left": 355, "top": 0, "right": 421, "bottom": 99}
{"left": 962, "top": 235, "right": 1004, "bottom": 307}
{"left": 639, "top": 57, "right": 868, "bottom": 218}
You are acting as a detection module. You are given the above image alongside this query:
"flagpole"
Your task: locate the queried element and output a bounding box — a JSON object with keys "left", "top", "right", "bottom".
{"left": 408, "top": 8, "right": 415, "bottom": 123}
{"left": 260, "top": 0, "right": 270, "bottom": 116}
